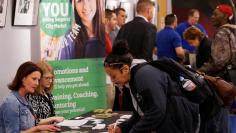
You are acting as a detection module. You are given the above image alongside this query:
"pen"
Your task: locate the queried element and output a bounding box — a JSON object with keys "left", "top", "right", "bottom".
{"left": 113, "top": 121, "right": 117, "bottom": 133}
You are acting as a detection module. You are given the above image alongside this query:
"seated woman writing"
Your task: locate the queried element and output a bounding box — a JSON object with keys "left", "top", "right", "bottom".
{"left": 26, "top": 60, "right": 62, "bottom": 124}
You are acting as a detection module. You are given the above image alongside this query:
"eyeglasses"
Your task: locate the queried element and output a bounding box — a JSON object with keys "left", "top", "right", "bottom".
{"left": 43, "top": 76, "right": 54, "bottom": 81}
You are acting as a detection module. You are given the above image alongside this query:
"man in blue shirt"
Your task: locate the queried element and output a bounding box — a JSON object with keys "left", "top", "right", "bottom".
{"left": 156, "top": 14, "right": 185, "bottom": 63}
{"left": 176, "top": 9, "right": 207, "bottom": 53}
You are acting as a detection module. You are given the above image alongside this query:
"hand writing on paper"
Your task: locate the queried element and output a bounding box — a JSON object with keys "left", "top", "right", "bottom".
{"left": 39, "top": 116, "right": 64, "bottom": 125}
{"left": 108, "top": 123, "right": 121, "bottom": 133}
{"left": 37, "top": 124, "right": 61, "bottom": 132}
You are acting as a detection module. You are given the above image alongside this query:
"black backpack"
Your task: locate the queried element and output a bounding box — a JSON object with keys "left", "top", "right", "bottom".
{"left": 133, "top": 58, "right": 222, "bottom": 121}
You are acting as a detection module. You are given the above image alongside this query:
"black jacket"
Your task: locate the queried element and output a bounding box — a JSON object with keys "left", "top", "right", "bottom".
{"left": 116, "top": 17, "right": 156, "bottom": 61}
{"left": 196, "top": 37, "right": 211, "bottom": 68}
{"left": 119, "top": 64, "right": 199, "bottom": 133}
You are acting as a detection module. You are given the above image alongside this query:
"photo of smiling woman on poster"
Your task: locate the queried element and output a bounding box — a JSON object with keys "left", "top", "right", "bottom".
{"left": 58, "top": 0, "right": 105, "bottom": 60}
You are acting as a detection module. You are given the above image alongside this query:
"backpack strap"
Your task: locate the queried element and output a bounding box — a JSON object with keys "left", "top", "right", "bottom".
{"left": 221, "top": 25, "right": 236, "bottom": 67}
{"left": 129, "top": 63, "right": 147, "bottom": 92}
{"left": 130, "top": 61, "right": 184, "bottom": 97}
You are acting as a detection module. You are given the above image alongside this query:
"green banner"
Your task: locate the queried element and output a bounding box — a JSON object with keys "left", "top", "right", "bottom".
{"left": 39, "top": 0, "right": 73, "bottom": 60}
{"left": 49, "top": 59, "right": 107, "bottom": 119}
{"left": 40, "top": 0, "right": 72, "bottom": 37}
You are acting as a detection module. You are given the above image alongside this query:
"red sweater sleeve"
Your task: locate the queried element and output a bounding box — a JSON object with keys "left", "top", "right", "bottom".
{"left": 105, "top": 33, "right": 112, "bottom": 55}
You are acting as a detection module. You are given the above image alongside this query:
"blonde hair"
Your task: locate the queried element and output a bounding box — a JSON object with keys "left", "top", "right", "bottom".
{"left": 136, "top": 0, "right": 155, "bottom": 14}
{"left": 35, "top": 60, "right": 54, "bottom": 95}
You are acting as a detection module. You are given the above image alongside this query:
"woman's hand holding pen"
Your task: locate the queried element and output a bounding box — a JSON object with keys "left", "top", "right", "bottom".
{"left": 108, "top": 123, "right": 121, "bottom": 133}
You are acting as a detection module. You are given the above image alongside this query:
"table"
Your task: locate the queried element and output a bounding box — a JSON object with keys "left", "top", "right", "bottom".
{"left": 59, "top": 111, "right": 132, "bottom": 133}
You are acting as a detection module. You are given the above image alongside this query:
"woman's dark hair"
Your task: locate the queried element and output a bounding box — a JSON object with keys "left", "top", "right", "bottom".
{"left": 183, "top": 26, "right": 205, "bottom": 41}
{"left": 73, "top": 0, "right": 105, "bottom": 58}
{"left": 104, "top": 40, "right": 133, "bottom": 69}
{"left": 8, "top": 61, "right": 42, "bottom": 91}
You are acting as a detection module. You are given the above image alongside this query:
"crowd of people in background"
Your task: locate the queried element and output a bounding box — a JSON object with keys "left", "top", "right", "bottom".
{"left": 106, "top": 0, "right": 236, "bottom": 133}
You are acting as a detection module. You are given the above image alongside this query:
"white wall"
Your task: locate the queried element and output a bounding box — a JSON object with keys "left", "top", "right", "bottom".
{"left": 0, "top": 0, "right": 40, "bottom": 101}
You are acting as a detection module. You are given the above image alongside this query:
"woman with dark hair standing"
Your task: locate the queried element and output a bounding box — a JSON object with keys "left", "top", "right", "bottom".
{"left": 58, "top": 0, "right": 105, "bottom": 59}
{"left": 105, "top": 40, "right": 199, "bottom": 133}
{"left": 183, "top": 26, "right": 211, "bottom": 68}
{"left": 0, "top": 62, "right": 63, "bottom": 132}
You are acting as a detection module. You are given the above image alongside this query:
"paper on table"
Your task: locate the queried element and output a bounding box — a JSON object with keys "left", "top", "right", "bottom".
{"left": 92, "top": 124, "right": 106, "bottom": 130}
{"left": 120, "top": 114, "right": 132, "bottom": 119}
{"left": 57, "top": 119, "right": 88, "bottom": 127}
{"left": 84, "top": 117, "right": 96, "bottom": 120}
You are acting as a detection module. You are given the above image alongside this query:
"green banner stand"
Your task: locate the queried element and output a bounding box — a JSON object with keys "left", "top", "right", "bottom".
{"left": 49, "top": 59, "right": 107, "bottom": 119}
